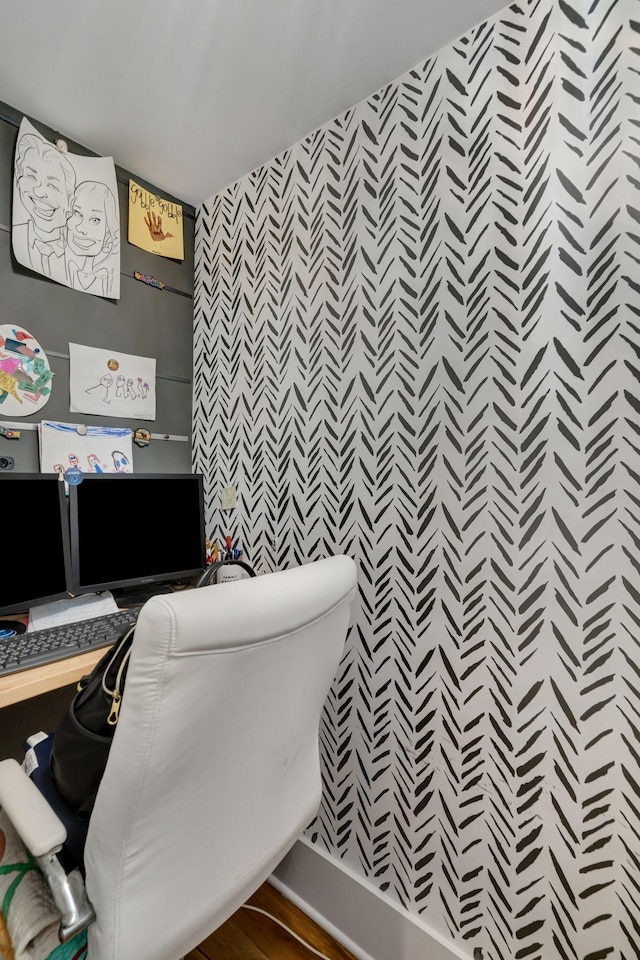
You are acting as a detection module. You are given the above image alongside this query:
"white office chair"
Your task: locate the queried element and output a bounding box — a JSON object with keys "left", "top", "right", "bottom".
{"left": 0, "top": 555, "right": 357, "bottom": 960}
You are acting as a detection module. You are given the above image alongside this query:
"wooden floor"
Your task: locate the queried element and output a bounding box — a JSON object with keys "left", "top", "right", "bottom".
{"left": 186, "top": 882, "right": 358, "bottom": 960}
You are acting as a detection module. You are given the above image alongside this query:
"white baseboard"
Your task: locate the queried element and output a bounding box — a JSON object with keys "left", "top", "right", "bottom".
{"left": 270, "top": 837, "right": 471, "bottom": 960}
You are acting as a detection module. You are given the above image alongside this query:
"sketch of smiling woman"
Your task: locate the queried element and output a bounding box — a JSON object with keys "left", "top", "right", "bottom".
{"left": 13, "top": 133, "right": 76, "bottom": 284}
{"left": 66, "top": 181, "right": 120, "bottom": 296}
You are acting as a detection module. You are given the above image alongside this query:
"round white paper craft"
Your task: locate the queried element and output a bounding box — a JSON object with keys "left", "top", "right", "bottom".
{"left": 0, "top": 324, "right": 53, "bottom": 416}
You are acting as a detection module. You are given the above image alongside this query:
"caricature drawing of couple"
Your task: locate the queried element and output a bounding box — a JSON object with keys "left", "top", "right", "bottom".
{"left": 13, "top": 131, "right": 119, "bottom": 298}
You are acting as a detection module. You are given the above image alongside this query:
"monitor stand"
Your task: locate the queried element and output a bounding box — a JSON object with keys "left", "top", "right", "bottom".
{"left": 110, "top": 583, "right": 175, "bottom": 607}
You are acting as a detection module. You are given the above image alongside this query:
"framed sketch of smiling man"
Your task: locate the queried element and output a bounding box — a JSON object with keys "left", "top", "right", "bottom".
{"left": 12, "top": 117, "right": 120, "bottom": 299}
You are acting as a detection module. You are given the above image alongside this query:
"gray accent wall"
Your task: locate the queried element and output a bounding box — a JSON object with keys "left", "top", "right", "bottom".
{"left": 193, "top": 0, "right": 640, "bottom": 956}
{"left": 0, "top": 101, "right": 194, "bottom": 473}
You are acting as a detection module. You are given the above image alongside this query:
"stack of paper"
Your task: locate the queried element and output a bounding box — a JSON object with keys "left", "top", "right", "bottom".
{"left": 27, "top": 591, "right": 118, "bottom": 632}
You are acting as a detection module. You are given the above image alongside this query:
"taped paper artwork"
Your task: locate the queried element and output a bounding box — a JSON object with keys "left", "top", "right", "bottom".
{"left": 12, "top": 118, "right": 120, "bottom": 299}
{"left": 39, "top": 421, "right": 133, "bottom": 475}
{"left": 69, "top": 343, "right": 156, "bottom": 421}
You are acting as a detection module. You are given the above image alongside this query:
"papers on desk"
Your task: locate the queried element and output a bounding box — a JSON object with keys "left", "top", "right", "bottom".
{"left": 27, "top": 591, "right": 119, "bottom": 632}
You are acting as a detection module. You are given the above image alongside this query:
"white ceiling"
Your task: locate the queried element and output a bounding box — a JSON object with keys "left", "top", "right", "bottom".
{"left": 0, "top": 0, "right": 508, "bottom": 208}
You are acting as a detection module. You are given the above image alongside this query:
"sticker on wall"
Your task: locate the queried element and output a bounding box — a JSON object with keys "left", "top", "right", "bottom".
{"left": 12, "top": 117, "right": 120, "bottom": 299}
{"left": 0, "top": 324, "right": 53, "bottom": 415}
{"left": 68, "top": 342, "right": 156, "bottom": 421}
{"left": 128, "top": 179, "right": 184, "bottom": 260}
{"left": 39, "top": 420, "right": 133, "bottom": 475}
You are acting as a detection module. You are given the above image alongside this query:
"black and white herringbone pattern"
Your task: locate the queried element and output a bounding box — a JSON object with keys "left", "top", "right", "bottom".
{"left": 192, "top": 0, "right": 640, "bottom": 955}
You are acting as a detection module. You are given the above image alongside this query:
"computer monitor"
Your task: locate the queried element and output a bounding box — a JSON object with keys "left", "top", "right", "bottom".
{"left": 68, "top": 474, "right": 206, "bottom": 595}
{"left": 0, "top": 474, "right": 72, "bottom": 616}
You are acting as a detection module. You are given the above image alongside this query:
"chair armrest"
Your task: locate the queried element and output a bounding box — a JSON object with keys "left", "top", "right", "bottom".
{"left": 0, "top": 759, "right": 94, "bottom": 941}
{"left": 0, "top": 759, "right": 66, "bottom": 857}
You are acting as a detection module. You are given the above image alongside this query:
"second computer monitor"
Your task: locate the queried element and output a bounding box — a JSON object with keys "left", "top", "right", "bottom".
{"left": 68, "top": 474, "right": 206, "bottom": 595}
{"left": 0, "top": 474, "right": 72, "bottom": 616}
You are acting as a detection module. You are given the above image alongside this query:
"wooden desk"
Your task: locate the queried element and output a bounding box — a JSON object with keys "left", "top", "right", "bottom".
{"left": 0, "top": 648, "right": 104, "bottom": 709}
{"left": 0, "top": 588, "right": 186, "bottom": 709}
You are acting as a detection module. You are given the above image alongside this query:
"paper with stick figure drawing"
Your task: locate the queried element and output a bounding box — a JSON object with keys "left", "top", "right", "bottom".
{"left": 12, "top": 118, "right": 120, "bottom": 299}
{"left": 39, "top": 421, "right": 133, "bottom": 474}
{"left": 69, "top": 343, "right": 156, "bottom": 420}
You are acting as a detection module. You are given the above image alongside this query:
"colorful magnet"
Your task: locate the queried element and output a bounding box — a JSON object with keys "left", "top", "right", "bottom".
{"left": 134, "top": 271, "right": 165, "bottom": 290}
{"left": 64, "top": 466, "right": 83, "bottom": 485}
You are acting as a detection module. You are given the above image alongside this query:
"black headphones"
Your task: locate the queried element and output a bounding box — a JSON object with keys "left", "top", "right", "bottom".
{"left": 196, "top": 559, "right": 256, "bottom": 588}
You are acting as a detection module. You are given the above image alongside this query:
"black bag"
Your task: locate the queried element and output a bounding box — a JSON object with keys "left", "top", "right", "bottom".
{"left": 49, "top": 561, "right": 256, "bottom": 820}
{"left": 50, "top": 625, "right": 134, "bottom": 820}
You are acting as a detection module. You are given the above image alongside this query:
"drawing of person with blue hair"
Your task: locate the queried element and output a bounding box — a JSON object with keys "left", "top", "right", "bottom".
{"left": 112, "top": 449, "right": 130, "bottom": 473}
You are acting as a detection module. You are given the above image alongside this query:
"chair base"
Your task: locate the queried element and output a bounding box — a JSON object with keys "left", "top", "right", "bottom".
{"left": 36, "top": 851, "right": 95, "bottom": 941}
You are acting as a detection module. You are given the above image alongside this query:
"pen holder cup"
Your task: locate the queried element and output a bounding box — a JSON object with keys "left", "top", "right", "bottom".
{"left": 216, "top": 565, "right": 243, "bottom": 584}
{"left": 195, "top": 559, "right": 256, "bottom": 588}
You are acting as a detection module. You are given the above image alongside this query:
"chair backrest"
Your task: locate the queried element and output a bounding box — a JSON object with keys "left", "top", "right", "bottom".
{"left": 84, "top": 555, "right": 357, "bottom": 960}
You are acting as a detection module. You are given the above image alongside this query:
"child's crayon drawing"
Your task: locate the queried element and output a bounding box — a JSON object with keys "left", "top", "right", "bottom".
{"left": 40, "top": 421, "right": 133, "bottom": 474}
{"left": 69, "top": 343, "right": 155, "bottom": 421}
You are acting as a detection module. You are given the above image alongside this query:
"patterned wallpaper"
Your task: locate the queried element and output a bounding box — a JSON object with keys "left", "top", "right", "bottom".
{"left": 192, "top": 0, "right": 640, "bottom": 956}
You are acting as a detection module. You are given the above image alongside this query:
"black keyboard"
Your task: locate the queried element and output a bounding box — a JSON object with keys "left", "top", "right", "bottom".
{"left": 0, "top": 607, "right": 142, "bottom": 678}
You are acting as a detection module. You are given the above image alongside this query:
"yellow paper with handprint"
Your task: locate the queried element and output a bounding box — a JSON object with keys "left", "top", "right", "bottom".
{"left": 128, "top": 179, "right": 184, "bottom": 260}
